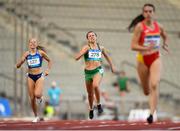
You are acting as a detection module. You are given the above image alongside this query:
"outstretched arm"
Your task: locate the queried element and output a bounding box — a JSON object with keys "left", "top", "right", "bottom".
{"left": 16, "top": 51, "right": 28, "bottom": 68}
{"left": 40, "top": 50, "right": 52, "bottom": 76}
{"left": 75, "top": 45, "right": 89, "bottom": 61}
{"left": 102, "top": 47, "right": 116, "bottom": 73}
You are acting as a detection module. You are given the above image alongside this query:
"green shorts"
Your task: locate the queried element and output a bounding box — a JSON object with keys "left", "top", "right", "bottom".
{"left": 84, "top": 66, "right": 104, "bottom": 82}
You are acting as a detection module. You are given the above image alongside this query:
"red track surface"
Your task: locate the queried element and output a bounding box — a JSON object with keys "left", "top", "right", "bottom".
{"left": 0, "top": 120, "right": 179, "bottom": 130}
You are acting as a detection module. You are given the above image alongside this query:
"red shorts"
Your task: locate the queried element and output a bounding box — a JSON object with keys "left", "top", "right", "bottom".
{"left": 143, "top": 52, "right": 160, "bottom": 68}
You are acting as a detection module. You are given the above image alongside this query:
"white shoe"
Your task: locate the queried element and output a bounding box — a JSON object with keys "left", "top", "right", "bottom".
{"left": 32, "top": 116, "right": 40, "bottom": 123}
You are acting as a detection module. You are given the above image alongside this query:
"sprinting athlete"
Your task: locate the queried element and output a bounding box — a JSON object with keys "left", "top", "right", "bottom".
{"left": 75, "top": 31, "right": 116, "bottom": 119}
{"left": 128, "top": 3, "right": 168, "bottom": 124}
{"left": 16, "top": 38, "right": 52, "bottom": 122}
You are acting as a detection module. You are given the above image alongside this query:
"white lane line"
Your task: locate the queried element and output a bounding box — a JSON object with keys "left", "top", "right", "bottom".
{"left": 79, "top": 121, "right": 86, "bottom": 124}
{"left": 130, "top": 123, "right": 137, "bottom": 125}
{"left": 107, "top": 124, "right": 127, "bottom": 127}
{"left": 0, "top": 123, "right": 32, "bottom": 126}
{"left": 65, "top": 122, "right": 71, "bottom": 124}
{"left": 143, "top": 123, "right": 149, "bottom": 125}
{"left": 98, "top": 125, "right": 112, "bottom": 127}
{"left": 69, "top": 125, "right": 106, "bottom": 129}
{"left": 100, "top": 121, "right": 107, "bottom": 124}
{"left": 118, "top": 124, "right": 126, "bottom": 126}
{"left": 168, "top": 126, "right": 180, "bottom": 130}
{"left": 155, "top": 122, "right": 164, "bottom": 125}
{"left": 47, "top": 126, "right": 55, "bottom": 130}
{"left": 69, "top": 123, "right": 129, "bottom": 129}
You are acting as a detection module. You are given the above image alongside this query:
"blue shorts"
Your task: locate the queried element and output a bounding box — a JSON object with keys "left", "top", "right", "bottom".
{"left": 28, "top": 73, "right": 43, "bottom": 82}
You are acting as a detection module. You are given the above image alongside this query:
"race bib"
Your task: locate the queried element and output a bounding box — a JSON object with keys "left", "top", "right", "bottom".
{"left": 27, "top": 57, "right": 40, "bottom": 66}
{"left": 88, "top": 50, "right": 101, "bottom": 59}
{"left": 144, "top": 36, "right": 160, "bottom": 49}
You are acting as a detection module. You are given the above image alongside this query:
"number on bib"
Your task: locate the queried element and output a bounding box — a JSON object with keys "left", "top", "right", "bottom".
{"left": 27, "top": 58, "right": 40, "bottom": 66}
{"left": 88, "top": 50, "right": 101, "bottom": 59}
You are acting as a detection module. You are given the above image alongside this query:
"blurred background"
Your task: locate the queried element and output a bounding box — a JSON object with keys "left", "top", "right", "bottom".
{"left": 0, "top": 0, "right": 179, "bottom": 121}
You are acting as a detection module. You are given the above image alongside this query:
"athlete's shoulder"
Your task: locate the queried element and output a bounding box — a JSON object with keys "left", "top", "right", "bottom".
{"left": 155, "top": 21, "right": 163, "bottom": 28}
{"left": 24, "top": 51, "right": 29, "bottom": 57}
{"left": 133, "top": 22, "right": 143, "bottom": 34}
{"left": 38, "top": 49, "right": 46, "bottom": 56}
{"left": 100, "top": 45, "right": 107, "bottom": 53}
{"left": 99, "top": 45, "right": 104, "bottom": 50}
{"left": 136, "top": 22, "right": 143, "bottom": 30}
{"left": 82, "top": 44, "right": 90, "bottom": 50}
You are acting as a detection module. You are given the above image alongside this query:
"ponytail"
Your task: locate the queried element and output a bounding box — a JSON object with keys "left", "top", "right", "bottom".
{"left": 128, "top": 14, "right": 144, "bottom": 32}
{"left": 37, "top": 45, "right": 46, "bottom": 53}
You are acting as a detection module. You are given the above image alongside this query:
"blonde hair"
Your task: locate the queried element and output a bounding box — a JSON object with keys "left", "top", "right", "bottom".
{"left": 29, "top": 38, "right": 46, "bottom": 52}
{"left": 37, "top": 45, "right": 46, "bottom": 53}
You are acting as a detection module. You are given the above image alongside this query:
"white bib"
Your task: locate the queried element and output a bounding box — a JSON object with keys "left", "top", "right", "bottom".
{"left": 88, "top": 50, "right": 101, "bottom": 59}
{"left": 27, "top": 58, "right": 40, "bottom": 66}
{"left": 144, "top": 37, "right": 160, "bottom": 48}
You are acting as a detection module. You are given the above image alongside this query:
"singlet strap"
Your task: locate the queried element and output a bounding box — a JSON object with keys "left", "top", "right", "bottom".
{"left": 142, "top": 20, "right": 160, "bottom": 32}
{"left": 36, "top": 50, "right": 42, "bottom": 56}
{"left": 88, "top": 43, "right": 101, "bottom": 50}
{"left": 26, "top": 51, "right": 30, "bottom": 58}
{"left": 153, "top": 21, "right": 160, "bottom": 32}
{"left": 141, "top": 21, "right": 147, "bottom": 30}
{"left": 88, "top": 43, "right": 92, "bottom": 49}
{"left": 28, "top": 50, "right": 39, "bottom": 56}
{"left": 97, "top": 43, "right": 101, "bottom": 51}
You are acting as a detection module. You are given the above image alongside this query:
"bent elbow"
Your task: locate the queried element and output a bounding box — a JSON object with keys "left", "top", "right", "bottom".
{"left": 47, "top": 59, "right": 52, "bottom": 64}
{"left": 131, "top": 44, "right": 136, "bottom": 51}
{"left": 75, "top": 56, "right": 79, "bottom": 61}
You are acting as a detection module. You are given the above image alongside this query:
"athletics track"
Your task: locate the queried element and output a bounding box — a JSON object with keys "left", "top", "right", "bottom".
{"left": 0, "top": 119, "right": 179, "bottom": 130}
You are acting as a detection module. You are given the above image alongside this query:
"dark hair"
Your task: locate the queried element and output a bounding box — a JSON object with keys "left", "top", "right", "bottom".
{"left": 86, "top": 31, "right": 97, "bottom": 39}
{"left": 128, "top": 3, "right": 155, "bottom": 32}
{"left": 37, "top": 45, "right": 46, "bottom": 53}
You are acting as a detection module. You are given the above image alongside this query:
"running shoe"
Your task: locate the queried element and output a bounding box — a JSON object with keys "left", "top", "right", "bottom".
{"left": 147, "top": 114, "right": 153, "bottom": 124}
{"left": 89, "top": 109, "right": 94, "bottom": 119}
{"left": 32, "top": 116, "right": 40, "bottom": 123}
{"left": 97, "top": 104, "right": 103, "bottom": 115}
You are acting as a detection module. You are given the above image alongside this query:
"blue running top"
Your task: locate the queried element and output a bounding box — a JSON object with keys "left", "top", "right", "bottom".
{"left": 26, "top": 51, "right": 43, "bottom": 69}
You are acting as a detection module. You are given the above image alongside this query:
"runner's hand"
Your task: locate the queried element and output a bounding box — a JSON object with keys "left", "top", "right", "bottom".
{"left": 147, "top": 44, "right": 155, "bottom": 51}
{"left": 111, "top": 65, "right": 116, "bottom": 74}
{"left": 44, "top": 69, "right": 49, "bottom": 76}
{"left": 162, "top": 43, "right": 169, "bottom": 53}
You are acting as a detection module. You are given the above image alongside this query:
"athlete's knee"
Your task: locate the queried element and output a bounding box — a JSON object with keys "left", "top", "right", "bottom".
{"left": 144, "top": 90, "right": 149, "bottom": 96}
{"left": 34, "top": 92, "right": 42, "bottom": 98}
{"left": 92, "top": 83, "right": 99, "bottom": 89}
{"left": 151, "top": 81, "right": 159, "bottom": 90}
{"left": 88, "top": 92, "right": 94, "bottom": 98}
{"left": 29, "top": 96, "right": 35, "bottom": 102}
{"left": 142, "top": 86, "right": 150, "bottom": 96}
